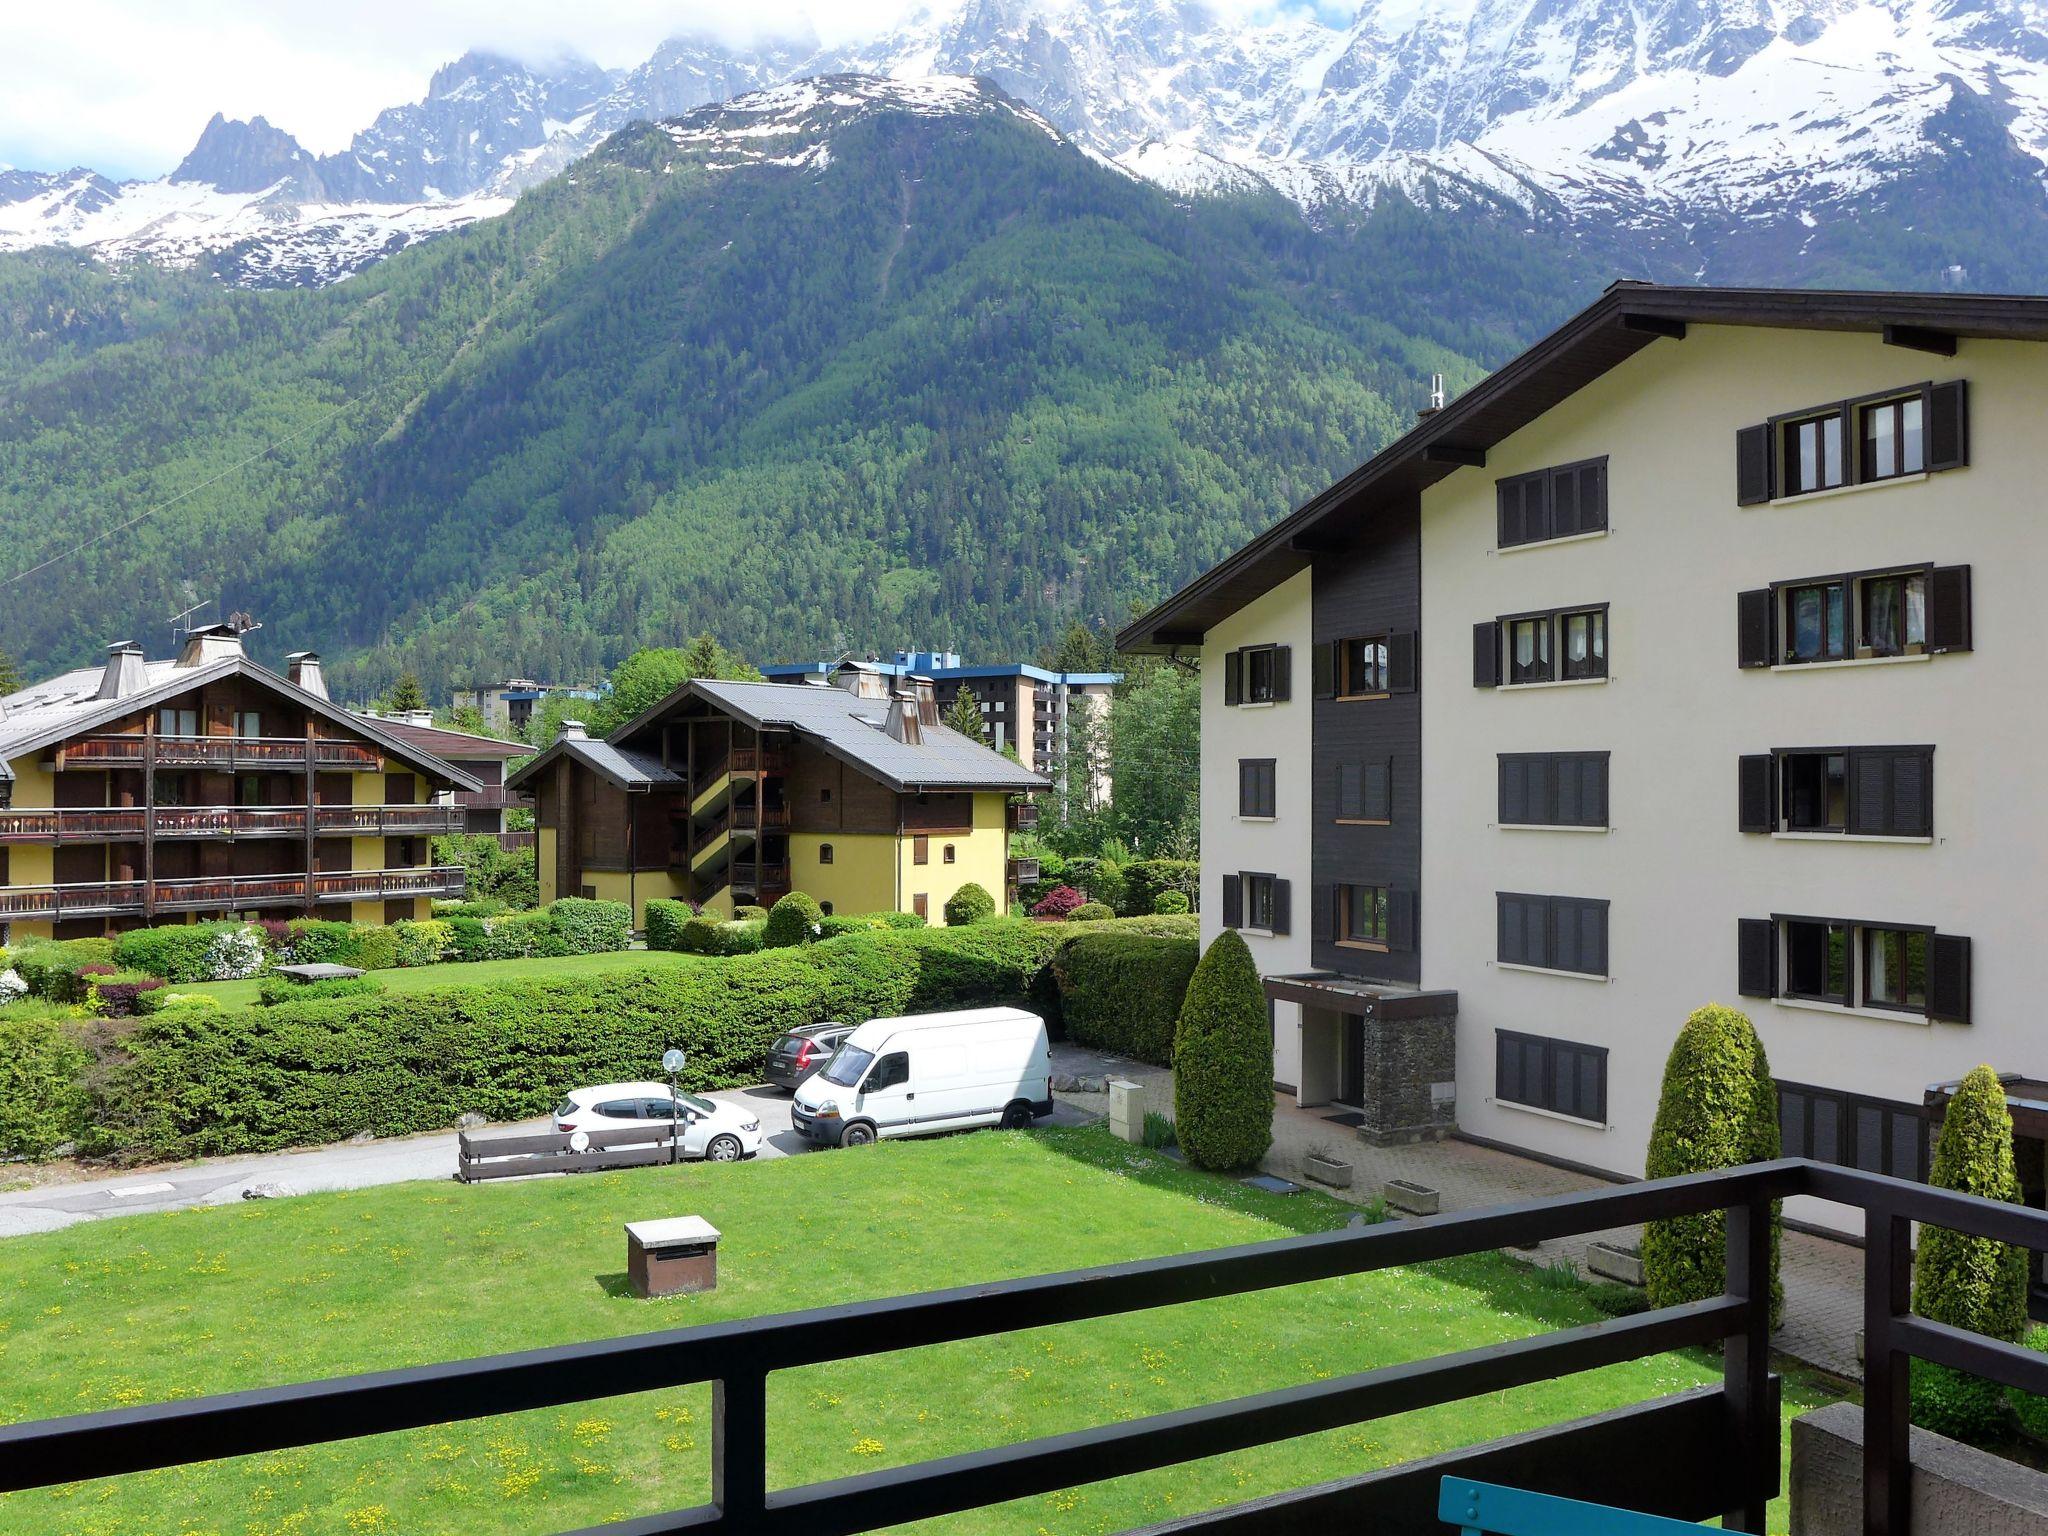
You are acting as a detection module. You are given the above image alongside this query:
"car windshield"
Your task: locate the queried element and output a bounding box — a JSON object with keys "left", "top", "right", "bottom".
{"left": 554, "top": 1098, "right": 579, "bottom": 1119}
{"left": 679, "top": 1093, "right": 718, "bottom": 1117}
{"left": 820, "top": 1044, "right": 873, "bottom": 1088}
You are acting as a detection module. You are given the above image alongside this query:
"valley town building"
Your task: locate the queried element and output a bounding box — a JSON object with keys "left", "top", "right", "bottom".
{"left": 1121, "top": 282, "right": 2047, "bottom": 1243}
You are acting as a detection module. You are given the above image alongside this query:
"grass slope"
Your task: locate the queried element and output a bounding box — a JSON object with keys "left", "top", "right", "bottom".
{"left": 178, "top": 948, "right": 701, "bottom": 1007}
{"left": 0, "top": 1127, "right": 1835, "bottom": 1535}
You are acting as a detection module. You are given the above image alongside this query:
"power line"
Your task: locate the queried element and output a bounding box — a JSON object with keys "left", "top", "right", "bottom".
{"left": 0, "top": 395, "right": 358, "bottom": 591}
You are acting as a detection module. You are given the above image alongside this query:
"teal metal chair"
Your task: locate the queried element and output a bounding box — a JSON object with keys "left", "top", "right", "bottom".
{"left": 1438, "top": 1478, "right": 1712, "bottom": 1535}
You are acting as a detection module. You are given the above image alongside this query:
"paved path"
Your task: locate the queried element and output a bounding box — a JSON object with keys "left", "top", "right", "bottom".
{"left": 0, "top": 1082, "right": 1100, "bottom": 1238}
{"left": 1046, "top": 1045, "right": 1864, "bottom": 1381}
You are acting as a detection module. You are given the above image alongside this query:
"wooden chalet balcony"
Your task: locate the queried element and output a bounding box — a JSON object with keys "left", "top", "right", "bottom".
{"left": 0, "top": 866, "right": 465, "bottom": 921}
{"left": 0, "top": 805, "right": 462, "bottom": 843}
{"left": 453, "top": 786, "right": 526, "bottom": 812}
{"left": 58, "top": 735, "right": 382, "bottom": 771}
{"left": 1008, "top": 800, "right": 1039, "bottom": 833}
{"left": 725, "top": 747, "right": 790, "bottom": 775}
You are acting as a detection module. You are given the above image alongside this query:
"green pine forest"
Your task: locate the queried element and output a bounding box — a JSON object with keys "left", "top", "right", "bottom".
{"left": 0, "top": 98, "right": 1610, "bottom": 698}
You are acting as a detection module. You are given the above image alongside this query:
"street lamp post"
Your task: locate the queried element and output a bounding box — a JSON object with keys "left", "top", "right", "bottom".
{"left": 661, "top": 1047, "right": 687, "bottom": 1165}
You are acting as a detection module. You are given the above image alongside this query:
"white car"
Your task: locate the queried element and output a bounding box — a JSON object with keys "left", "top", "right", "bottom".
{"left": 553, "top": 1081, "right": 763, "bottom": 1163}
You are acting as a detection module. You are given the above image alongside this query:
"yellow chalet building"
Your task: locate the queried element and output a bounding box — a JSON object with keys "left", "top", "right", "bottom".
{"left": 509, "top": 673, "right": 1047, "bottom": 925}
{"left": 0, "top": 626, "right": 474, "bottom": 941}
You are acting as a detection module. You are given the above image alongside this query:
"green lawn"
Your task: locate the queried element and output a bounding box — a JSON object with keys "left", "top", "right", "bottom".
{"left": 178, "top": 947, "right": 703, "bottom": 1006}
{"left": 0, "top": 1128, "right": 1840, "bottom": 1535}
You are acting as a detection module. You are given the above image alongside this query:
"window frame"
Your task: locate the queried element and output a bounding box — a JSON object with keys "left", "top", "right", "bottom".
{"left": 1243, "top": 645, "right": 1279, "bottom": 704}
{"left": 1781, "top": 916, "right": 1853, "bottom": 1007}
{"left": 1337, "top": 883, "right": 1389, "bottom": 950}
{"left": 1768, "top": 380, "right": 1945, "bottom": 499}
{"left": 1858, "top": 391, "right": 1927, "bottom": 484}
{"left": 1861, "top": 925, "right": 1931, "bottom": 1015}
{"left": 1336, "top": 635, "right": 1390, "bottom": 699}
{"left": 1243, "top": 872, "right": 1277, "bottom": 933}
{"left": 1503, "top": 611, "right": 1555, "bottom": 685}
{"left": 1491, "top": 604, "right": 1610, "bottom": 688}
{"left": 1496, "top": 457, "right": 1609, "bottom": 549}
{"left": 1772, "top": 564, "right": 1932, "bottom": 665}
{"left": 1760, "top": 744, "right": 1933, "bottom": 838}
{"left": 1778, "top": 406, "right": 1848, "bottom": 497}
{"left": 1237, "top": 758, "right": 1277, "bottom": 820}
{"left": 1779, "top": 750, "right": 1848, "bottom": 833}
{"left": 1558, "top": 606, "right": 1608, "bottom": 681}
{"left": 1495, "top": 1029, "right": 1608, "bottom": 1124}
{"left": 1497, "top": 751, "right": 1609, "bottom": 829}
{"left": 1779, "top": 1080, "right": 1928, "bottom": 1183}
{"left": 1495, "top": 891, "right": 1610, "bottom": 978}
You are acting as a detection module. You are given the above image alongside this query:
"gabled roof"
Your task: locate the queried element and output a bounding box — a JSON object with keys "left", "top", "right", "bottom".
{"left": 1119, "top": 281, "right": 2048, "bottom": 652}
{"left": 0, "top": 654, "right": 482, "bottom": 791}
{"left": 512, "top": 678, "right": 1049, "bottom": 796}
{"left": 507, "top": 733, "right": 683, "bottom": 793}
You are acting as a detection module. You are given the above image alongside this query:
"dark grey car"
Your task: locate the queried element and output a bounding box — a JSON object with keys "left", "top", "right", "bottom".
{"left": 765, "top": 1023, "right": 856, "bottom": 1093}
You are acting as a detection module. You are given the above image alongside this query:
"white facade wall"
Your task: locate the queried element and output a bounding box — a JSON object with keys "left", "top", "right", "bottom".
{"left": 1418, "top": 325, "right": 2046, "bottom": 1223}
{"left": 1201, "top": 569, "right": 1315, "bottom": 1093}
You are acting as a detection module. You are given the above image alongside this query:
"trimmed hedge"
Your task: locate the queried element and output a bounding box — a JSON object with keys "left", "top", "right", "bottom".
{"left": 1171, "top": 931, "right": 1273, "bottom": 1171}
{"left": 763, "top": 891, "right": 824, "bottom": 948}
{"left": 112, "top": 923, "right": 228, "bottom": 984}
{"left": 1152, "top": 890, "right": 1190, "bottom": 915}
{"left": 817, "top": 911, "right": 926, "bottom": 939}
{"left": 0, "top": 1013, "right": 91, "bottom": 1159}
{"left": 89, "top": 916, "right": 1191, "bottom": 1161}
{"left": 644, "top": 900, "right": 697, "bottom": 953}
{"left": 675, "top": 917, "right": 766, "bottom": 956}
{"left": 733, "top": 905, "right": 768, "bottom": 922}
{"left": 547, "top": 898, "right": 632, "bottom": 954}
{"left": 1051, "top": 931, "right": 1198, "bottom": 1064}
{"left": 1119, "top": 859, "right": 1199, "bottom": 918}
{"left": 1069, "top": 902, "right": 1115, "bottom": 923}
{"left": 1914, "top": 1065, "right": 2030, "bottom": 1440}
{"left": 257, "top": 974, "right": 382, "bottom": 1007}
{"left": 11, "top": 938, "right": 117, "bottom": 1002}
{"left": 943, "top": 882, "right": 996, "bottom": 926}
{"left": 1641, "top": 1004, "right": 1783, "bottom": 1329}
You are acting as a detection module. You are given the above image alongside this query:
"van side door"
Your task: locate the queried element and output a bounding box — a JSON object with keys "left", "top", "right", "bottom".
{"left": 857, "top": 1050, "right": 914, "bottom": 1136}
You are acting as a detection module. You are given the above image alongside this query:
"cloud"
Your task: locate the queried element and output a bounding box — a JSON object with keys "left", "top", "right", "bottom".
{"left": 0, "top": 0, "right": 911, "bottom": 179}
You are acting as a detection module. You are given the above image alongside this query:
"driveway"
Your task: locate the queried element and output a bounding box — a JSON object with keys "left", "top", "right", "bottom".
{"left": 0, "top": 1082, "right": 1102, "bottom": 1238}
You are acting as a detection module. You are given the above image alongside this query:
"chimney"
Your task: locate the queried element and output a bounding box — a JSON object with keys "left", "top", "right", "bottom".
{"left": 908, "top": 676, "right": 938, "bottom": 727}
{"left": 558, "top": 719, "right": 588, "bottom": 741}
{"left": 97, "top": 642, "right": 149, "bottom": 700}
{"left": 884, "top": 695, "right": 923, "bottom": 745}
{"left": 400, "top": 708, "right": 434, "bottom": 727}
{"left": 286, "top": 651, "right": 328, "bottom": 700}
{"left": 175, "top": 622, "right": 245, "bottom": 669}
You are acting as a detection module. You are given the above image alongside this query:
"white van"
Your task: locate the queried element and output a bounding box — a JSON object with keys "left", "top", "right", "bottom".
{"left": 790, "top": 1006, "right": 1053, "bottom": 1147}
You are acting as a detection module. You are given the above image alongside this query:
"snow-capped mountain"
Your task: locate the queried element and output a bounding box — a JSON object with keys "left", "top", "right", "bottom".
{"left": 7, "top": 0, "right": 2048, "bottom": 286}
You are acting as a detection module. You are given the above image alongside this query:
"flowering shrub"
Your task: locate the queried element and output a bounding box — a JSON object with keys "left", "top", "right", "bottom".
{"left": 1030, "top": 885, "right": 1085, "bottom": 920}
{"left": 0, "top": 969, "right": 26, "bottom": 1006}
{"left": 201, "top": 925, "right": 267, "bottom": 981}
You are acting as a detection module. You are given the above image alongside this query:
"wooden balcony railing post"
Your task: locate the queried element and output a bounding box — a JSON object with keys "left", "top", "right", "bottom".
{"left": 713, "top": 1372, "right": 769, "bottom": 1524}
{"left": 1721, "top": 1195, "right": 1774, "bottom": 1533}
{"left": 1862, "top": 1200, "right": 1912, "bottom": 1536}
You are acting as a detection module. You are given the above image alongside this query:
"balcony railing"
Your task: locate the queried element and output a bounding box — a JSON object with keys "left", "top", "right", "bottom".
{"left": 726, "top": 747, "right": 790, "bottom": 775}
{"left": 0, "top": 805, "right": 462, "bottom": 843}
{"left": 0, "top": 1158, "right": 2039, "bottom": 1534}
{"left": 0, "top": 867, "right": 464, "bottom": 920}
{"left": 453, "top": 786, "right": 527, "bottom": 811}
{"left": 59, "top": 735, "right": 382, "bottom": 770}
{"left": 1008, "top": 800, "right": 1040, "bottom": 833}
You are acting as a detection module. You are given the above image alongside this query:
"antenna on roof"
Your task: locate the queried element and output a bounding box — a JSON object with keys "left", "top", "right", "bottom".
{"left": 168, "top": 596, "right": 215, "bottom": 646}
{"left": 1417, "top": 373, "right": 1447, "bottom": 423}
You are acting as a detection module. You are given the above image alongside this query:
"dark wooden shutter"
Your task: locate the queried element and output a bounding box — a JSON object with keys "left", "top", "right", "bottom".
{"left": 1738, "top": 754, "right": 1776, "bottom": 833}
{"left": 1362, "top": 757, "right": 1391, "bottom": 821}
{"left": 1270, "top": 646, "right": 1292, "bottom": 702}
{"left": 1313, "top": 641, "right": 1336, "bottom": 700}
{"left": 1926, "top": 565, "right": 1972, "bottom": 653}
{"left": 1736, "top": 589, "right": 1775, "bottom": 669}
{"left": 1579, "top": 461, "right": 1608, "bottom": 532}
{"left": 1222, "top": 649, "right": 1242, "bottom": 706}
{"left": 1582, "top": 754, "right": 1609, "bottom": 827}
{"left": 1498, "top": 756, "right": 1525, "bottom": 824}
{"left": 1926, "top": 380, "right": 1969, "bottom": 471}
{"left": 1737, "top": 918, "right": 1776, "bottom": 998}
{"left": 1312, "top": 882, "right": 1333, "bottom": 943}
{"left": 1849, "top": 749, "right": 1890, "bottom": 836}
{"left": 1269, "top": 879, "right": 1291, "bottom": 936}
{"left": 1237, "top": 760, "right": 1253, "bottom": 817}
{"left": 1549, "top": 465, "right": 1580, "bottom": 537}
{"left": 1928, "top": 934, "right": 1971, "bottom": 1022}
{"left": 1473, "top": 621, "right": 1501, "bottom": 687}
{"left": 1386, "top": 631, "right": 1417, "bottom": 693}
{"left": 1524, "top": 755, "right": 1554, "bottom": 826}
{"left": 1336, "top": 761, "right": 1363, "bottom": 820}
{"left": 1736, "top": 424, "right": 1774, "bottom": 505}
{"left": 1890, "top": 747, "right": 1931, "bottom": 836}
{"left": 1220, "top": 874, "right": 1242, "bottom": 929}
{"left": 1387, "top": 888, "right": 1415, "bottom": 952}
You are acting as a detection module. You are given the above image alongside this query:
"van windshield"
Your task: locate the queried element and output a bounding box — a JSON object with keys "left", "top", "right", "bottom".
{"left": 820, "top": 1045, "right": 873, "bottom": 1088}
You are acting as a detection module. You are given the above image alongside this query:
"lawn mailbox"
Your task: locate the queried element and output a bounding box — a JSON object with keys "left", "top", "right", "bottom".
{"left": 625, "top": 1216, "right": 721, "bottom": 1299}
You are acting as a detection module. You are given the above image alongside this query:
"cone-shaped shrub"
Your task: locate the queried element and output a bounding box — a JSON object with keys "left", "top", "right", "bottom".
{"left": 762, "top": 891, "right": 824, "bottom": 949}
{"left": 1641, "top": 1003, "right": 1783, "bottom": 1328}
{"left": 1171, "top": 930, "right": 1272, "bottom": 1171}
{"left": 1914, "top": 1065, "right": 2029, "bottom": 1440}
{"left": 942, "top": 882, "right": 996, "bottom": 926}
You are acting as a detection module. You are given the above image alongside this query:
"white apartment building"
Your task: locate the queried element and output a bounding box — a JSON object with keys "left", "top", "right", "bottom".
{"left": 1121, "top": 283, "right": 2048, "bottom": 1248}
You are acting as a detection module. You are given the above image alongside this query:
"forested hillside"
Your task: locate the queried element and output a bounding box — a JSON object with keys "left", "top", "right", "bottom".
{"left": 0, "top": 82, "right": 1604, "bottom": 696}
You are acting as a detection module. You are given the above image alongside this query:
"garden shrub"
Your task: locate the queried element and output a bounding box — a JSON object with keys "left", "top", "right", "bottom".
{"left": 481, "top": 910, "right": 568, "bottom": 960}
{"left": 1641, "top": 1004, "right": 1783, "bottom": 1329}
{"left": 942, "top": 882, "right": 996, "bottom": 926}
{"left": 114, "top": 923, "right": 221, "bottom": 984}
{"left": 437, "top": 900, "right": 508, "bottom": 920}
{"left": 138, "top": 990, "right": 225, "bottom": 1016}
{"left": 446, "top": 916, "right": 492, "bottom": 964}
{"left": 1052, "top": 931, "right": 1198, "bottom": 1064}
{"left": 1152, "top": 890, "right": 1190, "bottom": 915}
{"left": 1030, "top": 885, "right": 1085, "bottom": 920}
{"left": 547, "top": 897, "right": 632, "bottom": 954}
{"left": 12, "top": 939, "right": 116, "bottom": 1002}
{"left": 0, "top": 1013, "right": 90, "bottom": 1159}
{"left": 674, "top": 917, "right": 765, "bottom": 957}
{"left": 392, "top": 920, "right": 453, "bottom": 968}
{"left": 89, "top": 972, "right": 165, "bottom": 1018}
{"left": 90, "top": 917, "right": 1174, "bottom": 1159}
{"left": 733, "top": 905, "right": 768, "bottom": 922}
{"left": 203, "top": 924, "right": 268, "bottom": 980}
{"left": 0, "top": 967, "right": 26, "bottom": 1006}
{"left": 283, "top": 920, "right": 368, "bottom": 968}
{"left": 258, "top": 974, "right": 383, "bottom": 1007}
{"left": 1069, "top": 902, "right": 1115, "bottom": 923}
{"left": 644, "top": 899, "right": 697, "bottom": 952}
{"left": 817, "top": 910, "right": 925, "bottom": 938}
{"left": 1171, "top": 931, "right": 1273, "bottom": 1171}
{"left": 763, "top": 891, "right": 824, "bottom": 948}
{"left": 1120, "top": 859, "right": 1199, "bottom": 918}
{"left": 2010, "top": 1325, "right": 2048, "bottom": 1442}
{"left": 1914, "top": 1065, "right": 2030, "bottom": 1441}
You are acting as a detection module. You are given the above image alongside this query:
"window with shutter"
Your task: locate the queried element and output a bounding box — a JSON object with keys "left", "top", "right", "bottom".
{"left": 1361, "top": 758, "right": 1391, "bottom": 822}
{"left": 1269, "top": 878, "right": 1291, "bottom": 936}
{"left": 1335, "top": 762, "right": 1363, "bottom": 821}
{"left": 1386, "top": 888, "right": 1415, "bottom": 952}
{"left": 1495, "top": 892, "right": 1607, "bottom": 975}
{"left": 1220, "top": 874, "right": 1243, "bottom": 929}
{"left": 1271, "top": 646, "right": 1292, "bottom": 702}
{"left": 1496, "top": 1030, "right": 1607, "bottom": 1122}
{"left": 1313, "top": 642, "right": 1336, "bottom": 700}
{"left": 1779, "top": 1081, "right": 1928, "bottom": 1181}
{"left": 1223, "top": 650, "right": 1242, "bottom": 706}
{"left": 1738, "top": 754, "right": 1776, "bottom": 833}
{"left": 1387, "top": 631, "right": 1417, "bottom": 693}
{"left": 1759, "top": 379, "right": 1968, "bottom": 497}
{"left": 1926, "top": 565, "right": 1972, "bottom": 653}
{"left": 1736, "top": 589, "right": 1775, "bottom": 669}
{"left": 1237, "top": 759, "right": 1277, "bottom": 819}
{"left": 1928, "top": 933, "right": 1971, "bottom": 1022}
{"left": 1497, "top": 753, "right": 1608, "bottom": 828}
{"left": 1735, "top": 423, "right": 1774, "bottom": 505}
{"left": 1926, "top": 379, "right": 1968, "bottom": 471}
{"left": 1737, "top": 917, "right": 1776, "bottom": 998}
{"left": 1847, "top": 747, "right": 1933, "bottom": 837}
{"left": 1473, "top": 621, "right": 1501, "bottom": 688}
{"left": 1497, "top": 459, "right": 1606, "bottom": 547}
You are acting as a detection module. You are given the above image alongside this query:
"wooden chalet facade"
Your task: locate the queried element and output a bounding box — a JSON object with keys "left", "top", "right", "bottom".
{"left": 0, "top": 628, "right": 474, "bottom": 940}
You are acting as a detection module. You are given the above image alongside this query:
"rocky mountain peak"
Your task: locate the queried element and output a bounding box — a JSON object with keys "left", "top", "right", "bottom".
{"left": 169, "top": 112, "right": 318, "bottom": 195}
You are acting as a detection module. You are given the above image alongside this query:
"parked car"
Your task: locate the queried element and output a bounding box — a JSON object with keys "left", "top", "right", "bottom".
{"left": 553, "top": 1082, "right": 763, "bottom": 1163}
{"left": 765, "top": 1023, "right": 857, "bottom": 1093}
{"left": 791, "top": 1006, "right": 1053, "bottom": 1148}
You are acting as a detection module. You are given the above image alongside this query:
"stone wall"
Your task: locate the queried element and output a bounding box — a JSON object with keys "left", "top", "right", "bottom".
{"left": 1357, "top": 1008, "right": 1457, "bottom": 1146}
{"left": 1791, "top": 1400, "right": 2048, "bottom": 1534}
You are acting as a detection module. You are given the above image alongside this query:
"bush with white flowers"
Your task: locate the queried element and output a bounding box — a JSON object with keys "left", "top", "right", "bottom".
{"left": 203, "top": 925, "right": 267, "bottom": 981}
{"left": 0, "top": 968, "right": 26, "bottom": 1006}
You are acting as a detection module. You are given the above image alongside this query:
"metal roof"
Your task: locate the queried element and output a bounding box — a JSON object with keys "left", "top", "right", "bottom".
{"left": 505, "top": 733, "right": 683, "bottom": 793}
{"left": 1119, "top": 281, "right": 2048, "bottom": 652}
{"left": 0, "top": 654, "right": 481, "bottom": 791}
{"left": 360, "top": 717, "right": 532, "bottom": 761}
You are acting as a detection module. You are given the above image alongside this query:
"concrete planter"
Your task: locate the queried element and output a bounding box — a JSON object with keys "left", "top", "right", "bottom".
{"left": 1383, "top": 1178, "right": 1440, "bottom": 1216}
{"left": 1793, "top": 1400, "right": 2048, "bottom": 1533}
{"left": 1586, "top": 1240, "right": 1645, "bottom": 1287}
{"left": 1304, "top": 1153, "right": 1354, "bottom": 1189}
